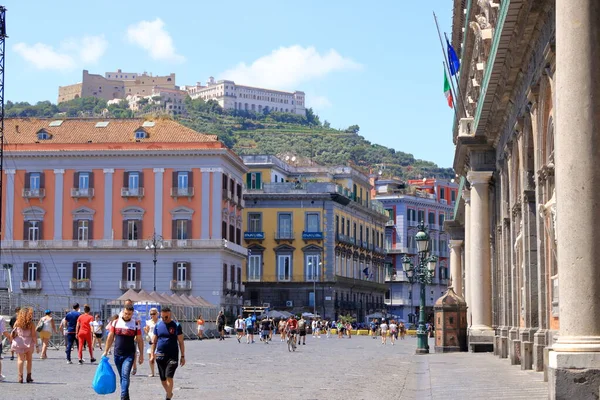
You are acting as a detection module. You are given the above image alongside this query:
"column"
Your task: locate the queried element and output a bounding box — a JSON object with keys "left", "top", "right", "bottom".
{"left": 53, "top": 169, "right": 64, "bottom": 240}
{"left": 153, "top": 168, "right": 164, "bottom": 236}
{"left": 467, "top": 170, "right": 494, "bottom": 351}
{"left": 550, "top": 1, "right": 600, "bottom": 398}
{"left": 103, "top": 169, "right": 114, "bottom": 240}
{"left": 462, "top": 190, "right": 471, "bottom": 325}
{"left": 449, "top": 240, "right": 463, "bottom": 296}
{"left": 4, "top": 169, "right": 15, "bottom": 241}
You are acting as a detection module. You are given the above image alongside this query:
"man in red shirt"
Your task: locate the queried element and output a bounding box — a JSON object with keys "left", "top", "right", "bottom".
{"left": 76, "top": 304, "right": 95, "bottom": 364}
{"left": 285, "top": 316, "right": 299, "bottom": 345}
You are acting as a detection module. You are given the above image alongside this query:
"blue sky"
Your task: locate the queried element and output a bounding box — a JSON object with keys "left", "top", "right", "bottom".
{"left": 5, "top": 0, "right": 456, "bottom": 168}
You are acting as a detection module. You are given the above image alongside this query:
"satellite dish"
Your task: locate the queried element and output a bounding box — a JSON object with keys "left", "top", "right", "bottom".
{"left": 291, "top": 156, "right": 296, "bottom": 162}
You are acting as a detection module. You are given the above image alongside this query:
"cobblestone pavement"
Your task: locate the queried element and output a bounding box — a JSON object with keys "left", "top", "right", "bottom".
{"left": 0, "top": 335, "right": 548, "bottom": 400}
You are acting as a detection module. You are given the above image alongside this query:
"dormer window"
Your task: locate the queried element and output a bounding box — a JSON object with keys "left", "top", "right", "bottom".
{"left": 134, "top": 129, "right": 147, "bottom": 139}
{"left": 37, "top": 129, "right": 51, "bottom": 140}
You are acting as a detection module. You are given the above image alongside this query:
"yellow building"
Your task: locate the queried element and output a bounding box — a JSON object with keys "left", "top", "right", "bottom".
{"left": 242, "top": 155, "right": 388, "bottom": 321}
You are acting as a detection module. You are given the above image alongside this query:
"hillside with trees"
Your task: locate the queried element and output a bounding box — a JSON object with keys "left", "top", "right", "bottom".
{"left": 5, "top": 97, "right": 453, "bottom": 180}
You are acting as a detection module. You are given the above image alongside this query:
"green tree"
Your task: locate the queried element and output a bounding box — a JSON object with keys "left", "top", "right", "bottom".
{"left": 345, "top": 124, "right": 360, "bottom": 134}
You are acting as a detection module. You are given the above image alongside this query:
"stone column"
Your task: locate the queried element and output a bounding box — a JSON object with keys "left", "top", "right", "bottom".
{"left": 467, "top": 170, "right": 494, "bottom": 352}
{"left": 4, "top": 169, "right": 15, "bottom": 241}
{"left": 53, "top": 169, "right": 64, "bottom": 240}
{"left": 449, "top": 240, "right": 464, "bottom": 297}
{"left": 550, "top": 1, "right": 600, "bottom": 398}
{"left": 462, "top": 189, "right": 471, "bottom": 326}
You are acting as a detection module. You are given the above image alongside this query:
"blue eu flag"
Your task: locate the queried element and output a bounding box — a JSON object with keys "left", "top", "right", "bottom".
{"left": 447, "top": 39, "right": 460, "bottom": 76}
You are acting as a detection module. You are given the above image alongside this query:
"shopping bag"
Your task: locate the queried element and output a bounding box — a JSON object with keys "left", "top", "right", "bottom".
{"left": 92, "top": 356, "right": 116, "bottom": 395}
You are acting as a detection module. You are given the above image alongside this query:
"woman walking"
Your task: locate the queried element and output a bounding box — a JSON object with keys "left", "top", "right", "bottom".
{"left": 380, "top": 319, "right": 389, "bottom": 345}
{"left": 144, "top": 308, "right": 159, "bottom": 377}
{"left": 389, "top": 320, "right": 398, "bottom": 346}
{"left": 91, "top": 314, "right": 104, "bottom": 351}
{"left": 38, "top": 310, "right": 56, "bottom": 359}
{"left": 196, "top": 314, "right": 205, "bottom": 340}
{"left": 10, "top": 307, "right": 38, "bottom": 383}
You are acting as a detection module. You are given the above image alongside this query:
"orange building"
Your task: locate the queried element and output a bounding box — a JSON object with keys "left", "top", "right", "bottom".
{"left": 0, "top": 118, "right": 247, "bottom": 313}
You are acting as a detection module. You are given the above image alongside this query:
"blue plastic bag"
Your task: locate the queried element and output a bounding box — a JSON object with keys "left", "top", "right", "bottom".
{"left": 92, "top": 356, "right": 117, "bottom": 395}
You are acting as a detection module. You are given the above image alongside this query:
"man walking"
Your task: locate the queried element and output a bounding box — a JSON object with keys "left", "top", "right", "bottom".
{"left": 217, "top": 311, "right": 226, "bottom": 341}
{"left": 150, "top": 306, "right": 184, "bottom": 400}
{"left": 103, "top": 304, "right": 143, "bottom": 400}
{"left": 64, "top": 303, "right": 81, "bottom": 364}
{"left": 244, "top": 314, "right": 254, "bottom": 344}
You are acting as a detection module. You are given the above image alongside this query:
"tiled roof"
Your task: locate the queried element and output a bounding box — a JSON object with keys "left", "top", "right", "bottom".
{"left": 4, "top": 118, "right": 219, "bottom": 145}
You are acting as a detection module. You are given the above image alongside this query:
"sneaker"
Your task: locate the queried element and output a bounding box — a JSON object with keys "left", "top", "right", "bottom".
{"left": 78, "top": 359, "right": 84, "bottom": 364}
{"left": 0, "top": 374, "right": 5, "bottom": 381}
{"left": 10, "top": 356, "right": 14, "bottom": 361}
{"left": 67, "top": 360, "right": 73, "bottom": 364}
{"left": 237, "top": 337, "right": 240, "bottom": 343}
{"left": 90, "top": 358, "right": 97, "bottom": 363}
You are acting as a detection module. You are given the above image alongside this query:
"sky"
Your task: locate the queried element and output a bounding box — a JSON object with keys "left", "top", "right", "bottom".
{"left": 4, "top": 0, "right": 456, "bottom": 168}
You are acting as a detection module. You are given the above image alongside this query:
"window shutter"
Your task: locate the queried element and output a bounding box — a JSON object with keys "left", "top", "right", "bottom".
{"left": 136, "top": 262, "right": 141, "bottom": 280}
{"left": 38, "top": 221, "right": 43, "bottom": 240}
{"left": 74, "top": 172, "right": 80, "bottom": 189}
{"left": 23, "top": 221, "right": 28, "bottom": 240}
{"left": 89, "top": 171, "right": 94, "bottom": 189}
{"left": 256, "top": 173, "right": 261, "bottom": 189}
{"left": 186, "top": 262, "right": 191, "bottom": 281}
{"left": 25, "top": 172, "right": 31, "bottom": 189}
{"left": 246, "top": 173, "right": 251, "bottom": 188}
{"left": 173, "top": 262, "right": 177, "bottom": 280}
{"left": 136, "top": 220, "right": 143, "bottom": 240}
{"left": 122, "top": 262, "right": 127, "bottom": 280}
{"left": 188, "top": 171, "right": 193, "bottom": 189}
{"left": 87, "top": 262, "right": 91, "bottom": 279}
{"left": 122, "top": 220, "right": 128, "bottom": 240}
{"left": 40, "top": 172, "right": 45, "bottom": 189}
{"left": 123, "top": 171, "right": 129, "bottom": 188}
{"left": 72, "top": 262, "right": 78, "bottom": 279}
{"left": 172, "top": 220, "right": 177, "bottom": 240}
{"left": 187, "top": 220, "right": 192, "bottom": 239}
{"left": 88, "top": 220, "right": 94, "bottom": 240}
{"left": 139, "top": 171, "right": 144, "bottom": 188}
{"left": 73, "top": 220, "right": 78, "bottom": 240}
{"left": 37, "top": 263, "right": 41, "bottom": 279}
{"left": 172, "top": 171, "right": 178, "bottom": 188}
{"left": 23, "top": 262, "right": 28, "bottom": 280}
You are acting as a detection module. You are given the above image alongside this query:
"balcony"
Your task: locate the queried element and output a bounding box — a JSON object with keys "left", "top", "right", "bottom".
{"left": 22, "top": 188, "right": 45, "bottom": 199}
{"left": 385, "top": 244, "right": 409, "bottom": 254}
{"left": 121, "top": 187, "right": 144, "bottom": 198}
{"left": 244, "top": 231, "right": 265, "bottom": 240}
{"left": 274, "top": 231, "right": 295, "bottom": 241}
{"left": 170, "top": 280, "right": 192, "bottom": 291}
{"left": 361, "top": 240, "right": 369, "bottom": 249}
{"left": 70, "top": 279, "right": 91, "bottom": 290}
{"left": 336, "top": 233, "right": 355, "bottom": 246}
{"left": 20, "top": 280, "right": 42, "bottom": 290}
{"left": 374, "top": 245, "right": 384, "bottom": 254}
{"left": 120, "top": 280, "right": 141, "bottom": 290}
{"left": 302, "top": 231, "right": 323, "bottom": 240}
{"left": 225, "top": 282, "right": 232, "bottom": 290}
{"left": 385, "top": 220, "right": 395, "bottom": 227}
{"left": 238, "top": 198, "right": 245, "bottom": 208}
{"left": 222, "top": 188, "right": 232, "bottom": 200}
{"left": 71, "top": 188, "right": 95, "bottom": 198}
{"left": 170, "top": 187, "right": 194, "bottom": 198}
{"left": 408, "top": 220, "right": 419, "bottom": 227}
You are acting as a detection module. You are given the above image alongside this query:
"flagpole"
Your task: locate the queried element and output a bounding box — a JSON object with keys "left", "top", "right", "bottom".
{"left": 432, "top": 11, "right": 466, "bottom": 119}
{"left": 444, "top": 61, "right": 460, "bottom": 123}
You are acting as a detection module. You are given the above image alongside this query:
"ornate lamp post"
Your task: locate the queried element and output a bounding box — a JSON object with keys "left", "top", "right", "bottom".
{"left": 402, "top": 222, "right": 438, "bottom": 354}
{"left": 145, "top": 233, "right": 164, "bottom": 292}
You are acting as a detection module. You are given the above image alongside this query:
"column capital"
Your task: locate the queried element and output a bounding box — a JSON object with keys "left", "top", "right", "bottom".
{"left": 4, "top": 168, "right": 15, "bottom": 175}
{"left": 467, "top": 170, "right": 493, "bottom": 185}
{"left": 103, "top": 168, "right": 114, "bottom": 174}
{"left": 153, "top": 168, "right": 165, "bottom": 173}
{"left": 462, "top": 189, "right": 471, "bottom": 203}
{"left": 449, "top": 239, "right": 464, "bottom": 248}
{"left": 53, "top": 169, "right": 65, "bottom": 174}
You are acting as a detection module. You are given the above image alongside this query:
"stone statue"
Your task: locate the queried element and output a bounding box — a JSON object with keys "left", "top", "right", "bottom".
{"left": 538, "top": 188, "right": 557, "bottom": 244}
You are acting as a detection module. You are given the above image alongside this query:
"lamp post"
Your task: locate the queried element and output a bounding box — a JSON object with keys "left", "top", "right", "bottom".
{"left": 402, "top": 222, "right": 438, "bottom": 354}
{"left": 145, "top": 232, "right": 164, "bottom": 292}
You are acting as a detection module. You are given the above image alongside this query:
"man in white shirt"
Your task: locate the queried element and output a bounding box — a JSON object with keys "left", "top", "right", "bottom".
{"left": 234, "top": 316, "right": 245, "bottom": 343}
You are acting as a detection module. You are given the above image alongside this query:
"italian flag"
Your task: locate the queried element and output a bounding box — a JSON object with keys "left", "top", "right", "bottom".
{"left": 444, "top": 70, "right": 453, "bottom": 108}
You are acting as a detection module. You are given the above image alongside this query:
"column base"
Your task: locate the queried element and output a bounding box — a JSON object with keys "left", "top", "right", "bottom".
{"left": 520, "top": 328, "right": 536, "bottom": 370}
{"left": 549, "top": 351, "right": 600, "bottom": 400}
{"left": 509, "top": 327, "right": 521, "bottom": 365}
{"left": 497, "top": 326, "right": 509, "bottom": 358}
{"left": 468, "top": 326, "right": 495, "bottom": 352}
{"left": 534, "top": 329, "right": 548, "bottom": 373}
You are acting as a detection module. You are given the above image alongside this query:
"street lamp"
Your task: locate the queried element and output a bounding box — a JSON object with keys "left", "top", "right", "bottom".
{"left": 145, "top": 232, "right": 164, "bottom": 292}
{"left": 402, "top": 222, "right": 438, "bottom": 354}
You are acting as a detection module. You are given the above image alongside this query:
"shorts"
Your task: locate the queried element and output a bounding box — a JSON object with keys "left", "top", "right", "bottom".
{"left": 95, "top": 333, "right": 103, "bottom": 339}
{"left": 236, "top": 329, "right": 244, "bottom": 333}
{"left": 39, "top": 331, "right": 51, "bottom": 340}
{"left": 299, "top": 330, "right": 306, "bottom": 337}
{"left": 246, "top": 328, "right": 254, "bottom": 334}
{"left": 261, "top": 330, "right": 270, "bottom": 338}
{"left": 197, "top": 325, "right": 204, "bottom": 331}
{"left": 289, "top": 329, "right": 298, "bottom": 335}
{"left": 156, "top": 356, "right": 178, "bottom": 381}
{"left": 217, "top": 324, "right": 224, "bottom": 332}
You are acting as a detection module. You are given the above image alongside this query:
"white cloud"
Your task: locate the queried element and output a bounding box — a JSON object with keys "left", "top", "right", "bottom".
{"left": 14, "top": 35, "right": 108, "bottom": 71}
{"left": 307, "top": 94, "right": 332, "bottom": 111}
{"left": 126, "top": 18, "right": 185, "bottom": 63}
{"left": 220, "top": 45, "right": 362, "bottom": 89}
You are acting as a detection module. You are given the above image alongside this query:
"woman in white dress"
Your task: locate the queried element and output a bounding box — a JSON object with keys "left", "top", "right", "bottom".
{"left": 143, "top": 308, "right": 160, "bottom": 377}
